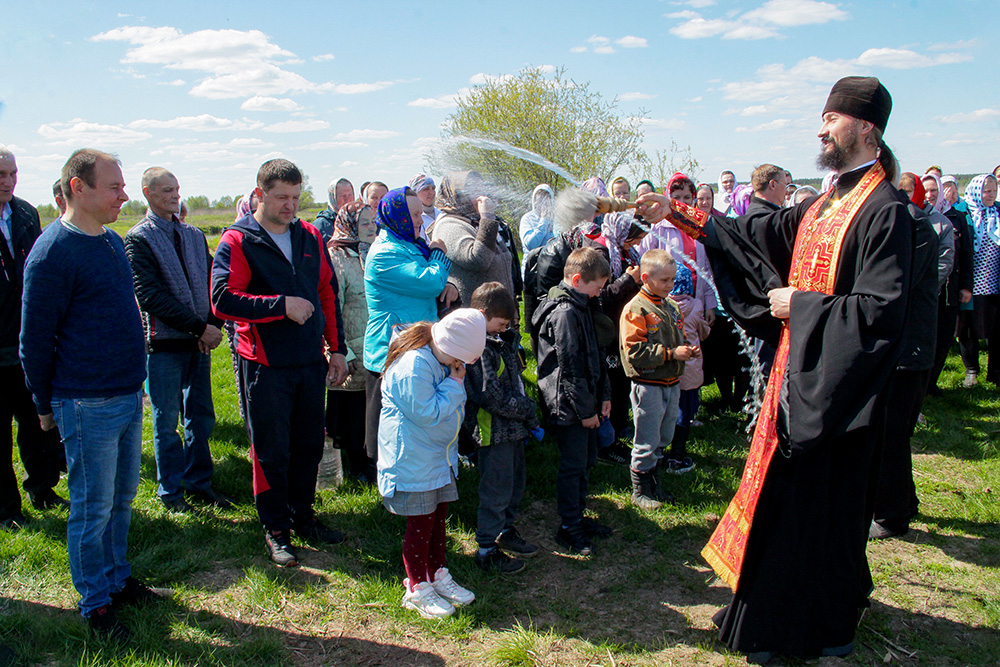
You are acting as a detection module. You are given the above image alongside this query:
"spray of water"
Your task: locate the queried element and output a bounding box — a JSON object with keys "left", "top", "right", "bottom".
{"left": 438, "top": 136, "right": 582, "bottom": 187}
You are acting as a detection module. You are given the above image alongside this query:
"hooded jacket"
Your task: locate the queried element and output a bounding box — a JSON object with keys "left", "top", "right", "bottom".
{"left": 377, "top": 345, "right": 466, "bottom": 498}
{"left": 211, "top": 213, "right": 344, "bottom": 367}
{"left": 532, "top": 282, "right": 610, "bottom": 425}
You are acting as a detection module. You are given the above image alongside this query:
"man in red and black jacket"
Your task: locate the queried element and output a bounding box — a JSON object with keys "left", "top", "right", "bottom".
{"left": 212, "top": 158, "right": 347, "bottom": 567}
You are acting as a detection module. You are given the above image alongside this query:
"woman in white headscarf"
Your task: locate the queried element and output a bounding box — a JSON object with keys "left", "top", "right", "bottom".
{"left": 957, "top": 174, "right": 1000, "bottom": 386}
{"left": 714, "top": 170, "right": 736, "bottom": 214}
{"left": 518, "top": 184, "right": 555, "bottom": 254}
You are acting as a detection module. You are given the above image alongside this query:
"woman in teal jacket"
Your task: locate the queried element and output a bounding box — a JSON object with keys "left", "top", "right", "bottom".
{"left": 363, "top": 186, "right": 455, "bottom": 458}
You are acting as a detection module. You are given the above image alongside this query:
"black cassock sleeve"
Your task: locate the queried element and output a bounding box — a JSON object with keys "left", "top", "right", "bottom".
{"left": 701, "top": 191, "right": 914, "bottom": 455}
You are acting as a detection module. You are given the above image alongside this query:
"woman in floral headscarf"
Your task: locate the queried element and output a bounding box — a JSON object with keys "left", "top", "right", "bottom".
{"left": 327, "top": 205, "right": 378, "bottom": 482}
{"left": 364, "top": 187, "right": 456, "bottom": 459}
{"left": 957, "top": 174, "right": 1000, "bottom": 386}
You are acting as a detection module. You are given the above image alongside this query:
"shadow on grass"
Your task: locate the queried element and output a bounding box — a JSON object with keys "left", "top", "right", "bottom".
{"left": 860, "top": 598, "right": 1000, "bottom": 665}
{"left": 0, "top": 597, "right": 447, "bottom": 667}
{"left": 907, "top": 518, "right": 1000, "bottom": 569}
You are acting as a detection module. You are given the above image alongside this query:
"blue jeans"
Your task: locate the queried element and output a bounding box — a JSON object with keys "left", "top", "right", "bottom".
{"left": 147, "top": 350, "right": 216, "bottom": 501}
{"left": 53, "top": 390, "right": 143, "bottom": 617}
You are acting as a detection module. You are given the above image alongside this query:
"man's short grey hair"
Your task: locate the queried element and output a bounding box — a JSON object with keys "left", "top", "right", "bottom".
{"left": 554, "top": 189, "right": 598, "bottom": 235}
{"left": 0, "top": 145, "right": 15, "bottom": 162}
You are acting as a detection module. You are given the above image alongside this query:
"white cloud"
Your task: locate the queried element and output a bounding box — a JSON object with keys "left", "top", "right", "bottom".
{"left": 687, "top": 0, "right": 716, "bottom": 6}
{"left": 935, "top": 109, "right": 1000, "bottom": 124}
{"left": 129, "top": 114, "right": 263, "bottom": 132}
{"left": 621, "top": 92, "right": 656, "bottom": 101}
{"left": 263, "top": 119, "right": 330, "bottom": 133}
{"left": 570, "top": 46, "right": 587, "bottom": 53}
{"left": 312, "top": 53, "right": 335, "bottom": 62}
{"left": 538, "top": 64, "right": 557, "bottom": 74}
{"left": 340, "top": 160, "right": 359, "bottom": 168}
{"left": 734, "top": 118, "right": 793, "bottom": 132}
{"left": 162, "top": 79, "right": 185, "bottom": 86}
{"left": 742, "top": 0, "right": 848, "bottom": 27}
{"left": 297, "top": 141, "right": 367, "bottom": 150}
{"left": 326, "top": 81, "right": 394, "bottom": 94}
{"left": 594, "top": 45, "right": 616, "bottom": 54}
{"left": 241, "top": 96, "right": 302, "bottom": 112}
{"left": 855, "top": 47, "right": 971, "bottom": 69}
{"left": 469, "top": 72, "right": 514, "bottom": 85}
{"left": 671, "top": 18, "right": 735, "bottom": 39}
{"left": 333, "top": 129, "right": 402, "bottom": 140}
{"left": 587, "top": 35, "right": 611, "bottom": 44}
{"left": 927, "top": 38, "right": 976, "bottom": 52}
{"left": 670, "top": 0, "right": 848, "bottom": 40}
{"left": 616, "top": 36, "right": 648, "bottom": 48}
{"left": 686, "top": 96, "right": 703, "bottom": 103}
{"left": 92, "top": 26, "right": 394, "bottom": 100}
{"left": 642, "top": 117, "right": 687, "bottom": 131}
{"left": 408, "top": 93, "right": 463, "bottom": 109}
{"left": 37, "top": 119, "right": 152, "bottom": 145}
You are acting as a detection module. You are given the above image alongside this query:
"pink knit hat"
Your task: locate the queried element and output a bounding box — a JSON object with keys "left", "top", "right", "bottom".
{"left": 431, "top": 308, "right": 487, "bottom": 363}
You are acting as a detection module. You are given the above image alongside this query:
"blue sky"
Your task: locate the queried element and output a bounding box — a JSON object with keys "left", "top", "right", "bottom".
{"left": 2, "top": 0, "right": 997, "bottom": 207}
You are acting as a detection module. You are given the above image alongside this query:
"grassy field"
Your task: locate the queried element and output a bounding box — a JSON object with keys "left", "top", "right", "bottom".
{"left": 2, "top": 304, "right": 999, "bottom": 664}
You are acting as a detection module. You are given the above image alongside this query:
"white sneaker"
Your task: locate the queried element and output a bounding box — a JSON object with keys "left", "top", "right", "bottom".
{"left": 402, "top": 580, "right": 455, "bottom": 619}
{"left": 431, "top": 567, "right": 476, "bottom": 606}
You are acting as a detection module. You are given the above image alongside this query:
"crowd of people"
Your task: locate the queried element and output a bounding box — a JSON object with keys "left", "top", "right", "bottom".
{"left": 2, "top": 73, "right": 1000, "bottom": 662}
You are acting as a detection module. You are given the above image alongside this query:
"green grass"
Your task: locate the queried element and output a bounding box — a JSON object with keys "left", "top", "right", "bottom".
{"left": 1, "top": 334, "right": 998, "bottom": 665}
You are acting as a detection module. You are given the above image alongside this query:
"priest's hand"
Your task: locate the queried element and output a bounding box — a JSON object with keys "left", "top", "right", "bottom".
{"left": 581, "top": 414, "right": 600, "bottom": 429}
{"left": 768, "top": 287, "right": 797, "bottom": 319}
{"left": 960, "top": 288, "right": 972, "bottom": 304}
{"left": 635, "top": 193, "right": 672, "bottom": 224}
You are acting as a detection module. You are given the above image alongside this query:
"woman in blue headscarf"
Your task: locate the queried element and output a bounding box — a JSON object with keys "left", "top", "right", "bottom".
{"left": 363, "top": 186, "right": 457, "bottom": 458}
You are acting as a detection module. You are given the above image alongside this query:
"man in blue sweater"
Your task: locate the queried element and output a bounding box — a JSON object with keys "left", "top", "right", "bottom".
{"left": 20, "top": 149, "right": 156, "bottom": 640}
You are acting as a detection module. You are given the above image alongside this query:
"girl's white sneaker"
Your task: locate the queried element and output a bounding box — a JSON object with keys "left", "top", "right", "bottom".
{"left": 431, "top": 567, "right": 476, "bottom": 606}
{"left": 402, "top": 579, "right": 456, "bottom": 619}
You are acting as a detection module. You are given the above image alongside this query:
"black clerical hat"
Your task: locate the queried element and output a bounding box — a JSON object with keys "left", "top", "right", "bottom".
{"left": 822, "top": 76, "right": 892, "bottom": 133}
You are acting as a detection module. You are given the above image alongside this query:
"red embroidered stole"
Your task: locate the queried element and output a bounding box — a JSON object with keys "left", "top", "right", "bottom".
{"left": 701, "top": 162, "right": 886, "bottom": 591}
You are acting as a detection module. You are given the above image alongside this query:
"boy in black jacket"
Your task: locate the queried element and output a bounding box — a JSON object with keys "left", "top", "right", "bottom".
{"left": 465, "top": 282, "right": 540, "bottom": 574}
{"left": 532, "top": 248, "right": 612, "bottom": 556}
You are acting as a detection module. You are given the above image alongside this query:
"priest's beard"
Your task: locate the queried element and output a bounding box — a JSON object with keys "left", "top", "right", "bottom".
{"left": 816, "top": 125, "right": 861, "bottom": 173}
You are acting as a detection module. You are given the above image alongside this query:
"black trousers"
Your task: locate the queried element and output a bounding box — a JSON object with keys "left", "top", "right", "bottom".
{"left": 872, "top": 368, "right": 928, "bottom": 532}
{"left": 928, "top": 292, "right": 958, "bottom": 392}
{"left": 0, "top": 363, "right": 62, "bottom": 518}
{"left": 364, "top": 369, "right": 382, "bottom": 460}
{"left": 703, "top": 317, "right": 750, "bottom": 410}
{"left": 242, "top": 358, "right": 325, "bottom": 531}
{"left": 552, "top": 423, "right": 598, "bottom": 526}
{"left": 325, "top": 389, "right": 373, "bottom": 478}
{"left": 607, "top": 361, "right": 631, "bottom": 437}
{"left": 958, "top": 295, "right": 1000, "bottom": 379}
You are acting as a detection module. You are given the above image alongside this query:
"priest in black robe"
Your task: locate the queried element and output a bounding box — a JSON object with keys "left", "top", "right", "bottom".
{"left": 637, "top": 77, "right": 915, "bottom": 662}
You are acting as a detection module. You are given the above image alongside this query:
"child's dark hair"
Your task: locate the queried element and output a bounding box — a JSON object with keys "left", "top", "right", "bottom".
{"left": 563, "top": 247, "right": 611, "bottom": 282}
{"left": 470, "top": 281, "right": 516, "bottom": 321}
{"left": 384, "top": 322, "right": 433, "bottom": 370}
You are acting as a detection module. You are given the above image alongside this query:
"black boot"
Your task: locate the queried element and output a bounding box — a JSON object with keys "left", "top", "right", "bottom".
{"left": 630, "top": 469, "right": 663, "bottom": 510}
{"left": 649, "top": 469, "right": 675, "bottom": 503}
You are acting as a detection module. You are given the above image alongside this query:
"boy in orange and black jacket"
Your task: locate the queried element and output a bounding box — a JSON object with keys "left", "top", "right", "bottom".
{"left": 619, "top": 249, "right": 700, "bottom": 510}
